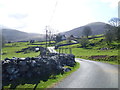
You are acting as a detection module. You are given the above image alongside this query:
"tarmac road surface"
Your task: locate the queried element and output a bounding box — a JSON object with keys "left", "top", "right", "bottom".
{"left": 54, "top": 58, "right": 118, "bottom": 88}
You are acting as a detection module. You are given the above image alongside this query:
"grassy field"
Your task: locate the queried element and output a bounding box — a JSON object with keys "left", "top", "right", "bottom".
{"left": 3, "top": 62, "right": 80, "bottom": 89}
{"left": 2, "top": 34, "right": 119, "bottom": 63}
{"left": 1, "top": 41, "right": 51, "bottom": 59}
{"left": 57, "top": 47, "right": 118, "bottom": 65}
{"left": 56, "top": 35, "right": 119, "bottom": 65}
{"left": 62, "top": 48, "right": 118, "bottom": 57}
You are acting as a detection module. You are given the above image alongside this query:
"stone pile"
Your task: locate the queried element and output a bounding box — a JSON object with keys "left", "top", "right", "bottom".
{"left": 16, "top": 46, "right": 42, "bottom": 53}
{"left": 2, "top": 54, "right": 76, "bottom": 82}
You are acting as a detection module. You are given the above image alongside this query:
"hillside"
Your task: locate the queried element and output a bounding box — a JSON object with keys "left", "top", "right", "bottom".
{"left": 0, "top": 28, "right": 45, "bottom": 41}
{"left": 61, "top": 22, "right": 111, "bottom": 37}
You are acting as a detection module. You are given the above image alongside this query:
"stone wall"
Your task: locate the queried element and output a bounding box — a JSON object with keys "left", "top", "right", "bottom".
{"left": 2, "top": 53, "right": 76, "bottom": 83}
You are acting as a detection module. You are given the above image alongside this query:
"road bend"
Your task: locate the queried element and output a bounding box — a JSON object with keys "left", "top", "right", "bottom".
{"left": 54, "top": 58, "right": 118, "bottom": 88}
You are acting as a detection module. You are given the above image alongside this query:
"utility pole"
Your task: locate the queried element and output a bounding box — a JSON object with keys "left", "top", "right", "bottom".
{"left": 45, "top": 26, "right": 48, "bottom": 52}
{"left": 49, "top": 30, "right": 51, "bottom": 46}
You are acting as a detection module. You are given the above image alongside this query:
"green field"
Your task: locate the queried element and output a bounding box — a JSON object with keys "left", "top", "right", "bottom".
{"left": 2, "top": 42, "right": 39, "bottom": 59}
{"left": 2, "top": 41, "right": 56, "bottom": 59}
{"left": 2, "top": 34, "right": 119, "bottom": 64}
{"left": 62, "top": 48, "right": 118, "bottom": 57}
{"left": 56, "top": 35, "right": 119, "bottom": 65}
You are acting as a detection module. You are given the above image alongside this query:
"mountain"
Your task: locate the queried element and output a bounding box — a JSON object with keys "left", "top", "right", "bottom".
{"left": 61, "top": 22, "right": 111, "bottom": 37}
{"left": 0, "top": 28, "right": 45, "bottom": 42}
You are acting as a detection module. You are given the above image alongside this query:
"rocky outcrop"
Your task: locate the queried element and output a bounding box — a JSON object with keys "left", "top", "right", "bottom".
{"left": 2, "top": 54, "right": 76, "bottom": 83}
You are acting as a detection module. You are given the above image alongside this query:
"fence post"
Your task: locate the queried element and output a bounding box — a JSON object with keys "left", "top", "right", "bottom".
{"left": 62, "top": 48, "right": 63, "bottom": 53}
{"left": 59, "top": 48, "right": 61, "bottom": 54}
{"left": 69, "top": 48, "right": 72, "bottom": 54}
{"left": 65, "top": 48, "right": 67, "bottom": 53}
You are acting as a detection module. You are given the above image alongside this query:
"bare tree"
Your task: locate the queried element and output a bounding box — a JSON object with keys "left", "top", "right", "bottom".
{"left": 82, "top": 26, "right": 92, "bottom": 38}
{"left": 105, "top": 17, "right": 120, "bottom": 43}
{"left": 108, "top": 17, "right": 120, "bottom": 27}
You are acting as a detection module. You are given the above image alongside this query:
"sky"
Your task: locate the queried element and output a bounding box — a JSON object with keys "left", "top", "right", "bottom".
{"left": 0, "top": 0, "right": 119, "bottom": 34}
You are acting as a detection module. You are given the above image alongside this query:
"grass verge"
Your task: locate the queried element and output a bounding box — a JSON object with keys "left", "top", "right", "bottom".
{"left": 77, "top": 56, "right": 119, "bottom": 65}
{"left": 92, "top": 60, "right": 119, "bottom": 65}
{"left": 35, "top": 62, "right": 80, "bottom": 88}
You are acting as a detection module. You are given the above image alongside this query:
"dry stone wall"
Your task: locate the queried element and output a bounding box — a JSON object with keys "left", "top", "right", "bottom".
{"left": 2, "top": 53, "right": 76, "bottom": 83}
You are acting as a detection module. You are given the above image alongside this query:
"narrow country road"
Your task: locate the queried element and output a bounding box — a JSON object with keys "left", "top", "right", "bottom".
{"left": 47, "top": 47, "right": 58, "bottom": 53}
{"left": 47, "top": 47, "right": 118, "bottom": 88}
{"left": 54, "top": 58, "right": 118, "bottom": 88}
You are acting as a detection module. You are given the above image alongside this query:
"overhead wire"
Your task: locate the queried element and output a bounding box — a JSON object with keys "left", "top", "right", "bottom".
{"left": 49, "top": 0, "right": 58, "bottom": 26}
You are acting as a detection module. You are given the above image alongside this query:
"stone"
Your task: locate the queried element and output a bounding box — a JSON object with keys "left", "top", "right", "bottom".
{"left": 6, "top": 67, "right": 16, "bottom": 74}
{"left": 35, "top": 48, "right": 40, "bottom": 52}
{"left": 18, "top": 61, "right": 26, "bottom": 66}
{"left": 63, "top": 67, "right": 71, "bottom": 72}
{"left": 31, "top": 60, "right": 36, "bottom": 67}
{"left": 19, "top": 65, "right": 29, "bottom": 72}
{"left": 2, "top": 52, "right": 76, "bottom": 82}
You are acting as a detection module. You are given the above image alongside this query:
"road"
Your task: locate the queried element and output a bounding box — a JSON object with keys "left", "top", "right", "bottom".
{"left": 47, "top": 47, "right": 58, "bottom": 53}
{"left": 54, "top": 58, "right": 118, "bottom": 88}
{"left": 47, "top": 47, "right": 118, "bottom": 88}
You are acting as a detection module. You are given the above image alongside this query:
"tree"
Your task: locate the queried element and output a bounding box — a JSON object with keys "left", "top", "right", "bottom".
{"left": 67, "top": 35, "right": 74, "bottom": 44}
{"left": 78, "top": 37, "right": 89, "bottom": 48}
{"left": 105, "top": 30, "right": 114, "bottom": 45}
{"left": 0, "top": 34, "right": 1, "bottom": 56}
{"left": 108, "top": 17, "right": 120, "bottom": 27}
{"left": 82, "top": 26, "right": 92, "bottom": 38}
{"left": 117, "top": 26, "right": 120, "bottom": 41}
{"left": 105, "top": 17, "right": 120, "bottom": 43}
{"left": 0, "top": 34, "right": 5, "bottom": 48}
{"left": 55, "top": 34, "right": 62, "bottom": 43}
{"left": 67, "top": 37, "right": 71, "bottom": 44}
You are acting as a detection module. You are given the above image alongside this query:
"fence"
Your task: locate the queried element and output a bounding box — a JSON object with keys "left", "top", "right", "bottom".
{"left": 58, "top": 48, "right": 72, "bottom": 54}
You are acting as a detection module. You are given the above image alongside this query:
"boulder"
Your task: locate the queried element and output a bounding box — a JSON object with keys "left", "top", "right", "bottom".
{"left": 63, "top": 67, "right": 71, "bottom": 72}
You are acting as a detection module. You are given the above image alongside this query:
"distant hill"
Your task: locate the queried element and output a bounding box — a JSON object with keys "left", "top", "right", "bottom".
{"left": 0, "top": 28, "right": 45, "bottom": 42}
{"left": 61, "top": 22, "right": 111, "bottom": 37}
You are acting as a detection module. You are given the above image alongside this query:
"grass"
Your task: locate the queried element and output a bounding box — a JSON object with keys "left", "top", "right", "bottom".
{"left": 33, "top": 41, "right": 55, "bottom": 44}
{"left": 97, "top": 60, "right": 118, "bottom": 65}
{"left": 56, "top": 34, "right": 118, "bottom": 65}
{"left": 57, "top": 47, "right": 118, "bottom": 65}
{"left": 36, "top": 62, "right": 80, "bottom": 88}
{"left": 3, "top": 62, "right": 80, "bottom": 89}
{"left": 2, "top": 41, "right": 55, "bottom": 59}
{"left": 88, "top": 34, "right": 104, "bottom": 38}
{"left": 57, "top": 48, "right": 118, "bottom": 57}
{"left": 56, "top": 40, "right": 76, "bottom": 45}
{"left": 2, "top": 42, "right": 42, "bottom": 60}
{"left": 58, "top": 44, "right": 80, "bottom": 48}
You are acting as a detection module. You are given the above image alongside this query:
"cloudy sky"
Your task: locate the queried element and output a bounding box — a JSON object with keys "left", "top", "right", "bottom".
{"left": 0, "top": 0, "right": 119, "bottom": 34}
